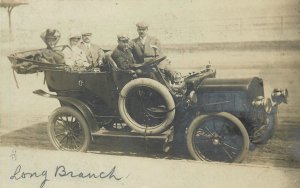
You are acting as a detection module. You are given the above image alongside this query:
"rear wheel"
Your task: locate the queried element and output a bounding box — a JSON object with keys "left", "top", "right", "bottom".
{"left": 48, "top": 106, "right": 91, "bottom": 152}
{"left": 186, "top": 112, "right": 249, "bottom": 163}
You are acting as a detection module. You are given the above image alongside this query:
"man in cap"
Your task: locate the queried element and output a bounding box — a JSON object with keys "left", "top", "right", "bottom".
{"left": 38, "top": 29, "right": 65, "bottom": 64}
{"left": 79, "top": 31, "right": 105, "bottom": 67}
{"left": 130, "top": 21, "right": 162, "bottom": 64}
{"left": 63, "top": 30, "right": 89, "bottom": 68}
{"left": 131, "top": 21, "right": 176, "bottom": 82}
{"left": 111, "top": 34, "right": 136, "bottom": 70}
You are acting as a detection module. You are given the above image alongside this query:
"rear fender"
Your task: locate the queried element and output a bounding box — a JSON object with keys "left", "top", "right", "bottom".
{"left": 33, "top": 89, "right": 99, "bottom": 133}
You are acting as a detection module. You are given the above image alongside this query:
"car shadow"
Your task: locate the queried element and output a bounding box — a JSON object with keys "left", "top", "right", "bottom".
{"left": 0, "top": 122, "right": 190, "bottom": 160}
{"left": 1, "top": 121, "right": 299, "bottom": 168}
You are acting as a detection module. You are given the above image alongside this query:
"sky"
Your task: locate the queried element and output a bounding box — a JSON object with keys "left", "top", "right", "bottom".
{"left": 0, "top": 0, "right": 299, "bottom": 46}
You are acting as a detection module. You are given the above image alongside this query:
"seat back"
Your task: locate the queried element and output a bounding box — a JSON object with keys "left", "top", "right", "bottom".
{"left": 104, "top": 52, "right": 134, "bottom": 91}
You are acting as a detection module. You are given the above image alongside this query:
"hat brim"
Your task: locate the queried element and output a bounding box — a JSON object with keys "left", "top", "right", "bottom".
{"left": 136, "top": 26, "right": 148, "bottom": 29}
{"left": 119, "top": 39, "right": 129, "bottom": 42}
{"left": 70, "top": 37, "right": 81, "bottom": 40}
{"left": 82, "top": 33, "right": 92, "bottom": 36}
{"left": 45, "top": 36, "right": 58, "bottom": 39}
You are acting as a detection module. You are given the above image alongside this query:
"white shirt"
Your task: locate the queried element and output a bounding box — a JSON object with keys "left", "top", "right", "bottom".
{"left": 84, "top": 43, "right": 91, "bottom": 49}
{"left": 63, "top": 45, "right": 89, "bottom": 67}
{"left": 139, "top": 36, "right": 147, "bottom": 45}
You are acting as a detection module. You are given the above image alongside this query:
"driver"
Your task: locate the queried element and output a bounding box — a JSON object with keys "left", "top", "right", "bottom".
{"left": 130, "top": 22, "right": 177, "bottom": 82}
{"left": 130, "top": 21, "right": 162, "bottom": 64}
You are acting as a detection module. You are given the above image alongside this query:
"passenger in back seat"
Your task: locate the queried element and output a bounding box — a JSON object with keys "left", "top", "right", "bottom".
{"left": 79, "top": 31, "right": 105, "bottom": 67}
{"left": 62, "top": 30, "right": 89, "bottom": 68}
{"left": 38, "top": 29, "right": 65, "bottom": 64}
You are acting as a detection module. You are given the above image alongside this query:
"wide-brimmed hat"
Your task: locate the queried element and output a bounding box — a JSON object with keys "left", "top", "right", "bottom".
{"left": 40, "top": 29, "right": 61, "bottom": 44}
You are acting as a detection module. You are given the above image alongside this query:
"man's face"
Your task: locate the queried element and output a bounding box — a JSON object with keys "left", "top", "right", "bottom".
{"left": 118, "top": 40, "right": 129, "bottom": 50}
{"left": 46, "top": 38, "right": 57, "bottom": 48}
{"left": 82, "top": 35, "right": 91, "bottom": 43}
{"left": 70, "top": 38, "right": 80, "bottom": 46}
{"left": 137, "top": 27, "right": 148, "bottom": 38}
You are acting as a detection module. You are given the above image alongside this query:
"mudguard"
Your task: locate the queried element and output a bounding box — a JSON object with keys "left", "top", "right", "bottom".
{"left": 33, "top": 89, "right": 99, "bottom": 133}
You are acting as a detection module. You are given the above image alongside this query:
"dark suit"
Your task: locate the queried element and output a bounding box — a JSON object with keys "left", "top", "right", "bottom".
{"left": 79, "top": 42, "right": 105, "bottom": 67}
{"left": 111, "top": 46, "right": 136, "bottom": 70}
{"left": 130, "top": 35, "right": 162, "bottom": 64}
{"left": 131, "top": 35, "right": 176, "bottom": 79}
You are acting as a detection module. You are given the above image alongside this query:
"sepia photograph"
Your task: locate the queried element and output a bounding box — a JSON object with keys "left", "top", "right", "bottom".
{"left": 0, "top": 0, "right": 299, "bottom": 187}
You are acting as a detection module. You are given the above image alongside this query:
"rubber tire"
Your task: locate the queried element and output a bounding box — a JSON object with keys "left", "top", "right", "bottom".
{"left": 186, "top": 112, "right": 249, "bottom": 163}
{"left": 48, "top": 106, "right": 91, "bottom": 152}
{"left": 119, "top": 78, "right": 175, "bottom": 135}
{"left": 252, "top": 107, "right": 278, "bottom": 144}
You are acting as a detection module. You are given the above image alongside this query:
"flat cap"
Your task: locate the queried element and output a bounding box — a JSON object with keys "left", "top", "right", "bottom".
{"left": 117, "top": 34, "right": 129, "bottom": 41}
{"left": 136, "top": 21, "right": 148, "bottom": 29}
{"left": 82, "top": 31, "right": 92, "bottom": 36}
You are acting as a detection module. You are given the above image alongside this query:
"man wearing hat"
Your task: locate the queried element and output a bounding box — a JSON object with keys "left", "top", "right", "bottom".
{"left": 38, "top": 29, "right": 65, "bottom": 64}
{"left": 131, "top": 21, "right": 176, "bottom": 81}
{"left": 130, "top": 21, "right": 163, "bottom": 64}
{"left": 111, "top": 34, "right": 136, "bottom": 70}
{"left": 79, "top": 31, "right": 105, "bottom": 67}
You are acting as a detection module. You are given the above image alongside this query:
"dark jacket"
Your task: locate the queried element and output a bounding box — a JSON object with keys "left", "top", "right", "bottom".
{"left": 111, "top": 46, "right": 136, "bottom": 70}
{"left": 130, "top": 35, "right": 162, "bottom": 64}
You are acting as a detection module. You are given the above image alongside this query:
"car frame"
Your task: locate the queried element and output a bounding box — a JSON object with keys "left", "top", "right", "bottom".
{"left": 8, "top": 45, "right": 288, "bottom": 163}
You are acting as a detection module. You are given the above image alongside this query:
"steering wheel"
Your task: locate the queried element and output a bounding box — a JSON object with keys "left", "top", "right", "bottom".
{"left": 131, "top": 56, "right": 167, "bottom": 69}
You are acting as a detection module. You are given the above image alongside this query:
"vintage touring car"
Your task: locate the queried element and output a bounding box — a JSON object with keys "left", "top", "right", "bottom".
{"left": 8, "top": 45, "right": 288, "bottom": 163}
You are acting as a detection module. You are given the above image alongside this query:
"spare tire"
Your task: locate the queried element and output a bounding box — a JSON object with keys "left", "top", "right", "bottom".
{"left": 119, "top": 78, "right": 175, "bottom": 135}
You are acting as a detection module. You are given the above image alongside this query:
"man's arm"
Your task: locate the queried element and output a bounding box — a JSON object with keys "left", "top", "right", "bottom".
{"left": 129, "top": 40, "right": 144, "bottom": 64}
{"left": 154, "top": 38, "right": 163, "bottom": 56}
{"left": 96, "top": 48, "right": 105, "bottom": 66}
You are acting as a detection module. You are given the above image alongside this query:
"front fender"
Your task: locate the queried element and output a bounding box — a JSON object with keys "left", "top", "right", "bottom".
{"left": 33, "top": 89, "right": 99, "bottom": 133}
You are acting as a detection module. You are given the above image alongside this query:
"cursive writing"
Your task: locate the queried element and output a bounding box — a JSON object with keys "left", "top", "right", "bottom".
{"left": 9, "top": 164, "right": 126, "bottom": 188}
{"left": 10, "top": 164, "right": 49, "bottom": 188}
{"left": 54, "top": 165, "right": 123, "bottom": 181}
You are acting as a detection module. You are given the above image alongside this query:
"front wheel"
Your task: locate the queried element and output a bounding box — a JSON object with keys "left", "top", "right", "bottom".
{"left": 186, "top": 112, "right": 249, "bottom": 163}
{"left": 48, "top": 106, "right": 91, "bottom": 152}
